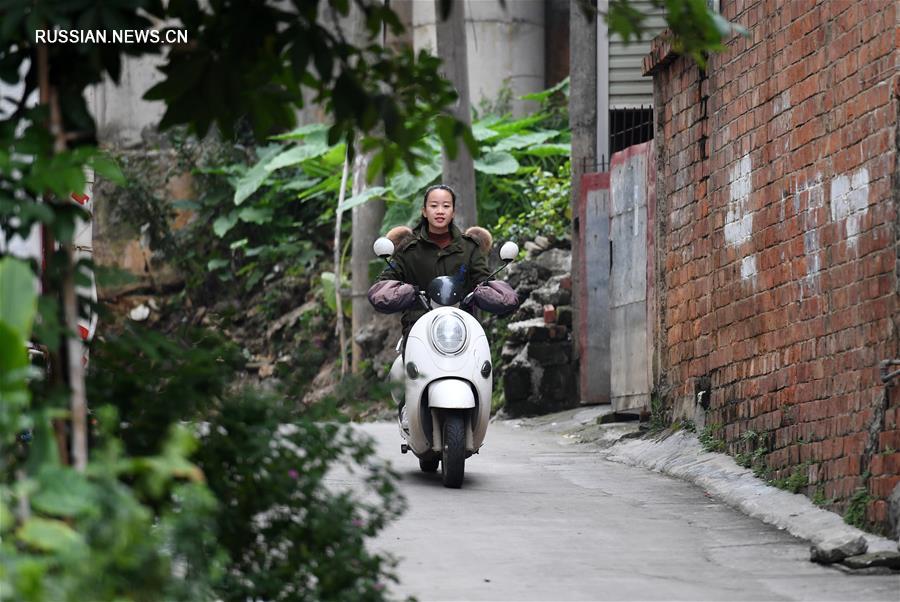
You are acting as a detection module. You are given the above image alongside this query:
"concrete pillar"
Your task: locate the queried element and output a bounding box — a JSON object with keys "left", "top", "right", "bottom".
{"left": 413, "top": 0, "right": 545, "bottom": 116}
{"left": 386, "top": 0, "right": 415, "bottom": 49}
{"left": 544, "top": 0, "right": 570, "bottom": 88}
{"left": 434, "top": 0, "right": 478, "bottom": 229}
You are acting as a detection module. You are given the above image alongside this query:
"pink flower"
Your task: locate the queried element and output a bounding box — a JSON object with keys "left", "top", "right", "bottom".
{"left": 288, "top": 469, "right": 299, "bottom": 479}
{"left": 373, "top": 583, "right": 385, "bottom": 591}
{"left": 351, "top": 518, "right": 365, "bottom": 528}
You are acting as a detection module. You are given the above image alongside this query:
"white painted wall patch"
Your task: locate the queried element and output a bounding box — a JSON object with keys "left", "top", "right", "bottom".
{"left": 830, "top": 167, "right": 869, "bottom": 249}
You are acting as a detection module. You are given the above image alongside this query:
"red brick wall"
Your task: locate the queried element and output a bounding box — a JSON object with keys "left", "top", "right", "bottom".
{"left": 647, "top": 0, "right": 899, "bottom": 529}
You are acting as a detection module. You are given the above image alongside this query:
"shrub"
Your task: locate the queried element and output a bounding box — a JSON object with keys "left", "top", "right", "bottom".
{"left": 769, "top": 463, "right": 809, "bottom": 494}
{"left": 843, "top": 488, "right": 872, "bottom": 529}
{"left": 87, "top": 325, "right": 404, "bottom": 601}
{"left": 492, "top": 161, "right": 571, "bottom": 244}
{"left": 0, "top": 416, "right": 224, "bottom": 602}
{"left": 194, "top": 389, "right": 404, "bottom": 601}
{"left": 699, "top": 423, "right": 726, "bottom": 453}
{"left": 87, "top": 324, "right": 242, "bottom": 456}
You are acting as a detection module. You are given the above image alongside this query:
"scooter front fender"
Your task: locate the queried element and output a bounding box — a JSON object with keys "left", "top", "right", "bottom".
{"left": 427, "top": 379, "right": 475, "bottom": 409}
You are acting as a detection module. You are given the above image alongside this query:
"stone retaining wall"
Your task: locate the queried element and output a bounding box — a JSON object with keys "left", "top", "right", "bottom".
{"left": 501, "top": 244, "right": 579, "bottom": 416}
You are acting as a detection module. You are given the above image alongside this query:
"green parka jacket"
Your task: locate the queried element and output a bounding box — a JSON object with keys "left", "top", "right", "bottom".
{"left": 376, "top": 219, "right": 492, "bottom": 332}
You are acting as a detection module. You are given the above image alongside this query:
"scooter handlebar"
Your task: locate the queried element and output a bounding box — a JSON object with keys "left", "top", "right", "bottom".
{"left": 416, "top": 289, "right": 431, "bottom": 311}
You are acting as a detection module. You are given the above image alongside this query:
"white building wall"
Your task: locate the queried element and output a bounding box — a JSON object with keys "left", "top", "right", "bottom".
{"left": 86, "top": 54, "right": 168, "bottom": 147}
{"left": 412, "top": 0, "right": 545, "bottom": 116}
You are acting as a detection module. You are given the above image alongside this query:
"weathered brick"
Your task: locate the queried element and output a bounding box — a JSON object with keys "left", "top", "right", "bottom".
{"left": 871, "top": 476, "right": 900, "bottom": 499}
{"left": 649, "top": 0, "right": 898, "bottom": 531}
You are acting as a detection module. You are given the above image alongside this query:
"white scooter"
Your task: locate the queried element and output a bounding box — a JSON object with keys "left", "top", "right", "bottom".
{"left": 372, "top": 237, "right": 519, "bottom": 488}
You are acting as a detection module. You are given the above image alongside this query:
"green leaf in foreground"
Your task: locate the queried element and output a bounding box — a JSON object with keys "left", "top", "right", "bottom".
{"left": 30, "top": 467, "right": 98, "bottom": 518}
{"left": 474, "top": 151, "right": 519, "bottom": 175}
{"left": 0, "top": 257, "right": 37, "bottom": 340}
{"left": 213, "top": 212, "right": 238, "bottom": 237}
{"left": 88, "top": 153, "right": 126, "bottom": 186}
{"left": 207, "top": 258, "right": 230, "bottom": 271}
{"left": 338, "top": 186, "right": 387, "bottom": 212}
{"left": 490, "top": 131, "right": 558, "bottom": 152}
{"left": 520, "top": 143, "right": 571, "bottom": 157}
{"left": 16, "top": 517, "right": 85, "bottom": 553}
{"left": 264, "top": 136, "right": 330, "bottom": 171}
{"left": 238, "top": 206, "right": 273, "bottom": 224}
{"left": 232, "top": 145, "right": 284, "bottom": 206}
{"left": 388, "top": 159, "right": 441, "bottom": 199}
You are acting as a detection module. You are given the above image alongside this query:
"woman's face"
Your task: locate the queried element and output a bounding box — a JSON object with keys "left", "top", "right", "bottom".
{"left": 422, "top": 188, "right": 455, "bottom": 233}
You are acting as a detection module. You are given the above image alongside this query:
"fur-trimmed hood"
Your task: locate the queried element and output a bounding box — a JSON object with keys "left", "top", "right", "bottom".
{"left": 385, "top": 225, "right": 415, "bottom": 250}
{"left": 374, "top": 221, "right": 494, "bottom": 331}
{"left": 384, "top": 223, "right": 492, "bottom": 255}
{"left": 464, "top": 226, "right": 492, "bottom": 255}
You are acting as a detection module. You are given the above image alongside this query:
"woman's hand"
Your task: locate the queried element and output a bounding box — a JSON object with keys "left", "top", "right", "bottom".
{"left": 471, "top": 281, "right": 519, "bottom": 315}
{"left": 367, "top": 280, "right": 420, "bottom": 313}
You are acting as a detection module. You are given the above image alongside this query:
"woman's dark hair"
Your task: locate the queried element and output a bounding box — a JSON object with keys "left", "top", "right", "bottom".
{"left": 423, "top": 184, "right": 456, "bottom": 208}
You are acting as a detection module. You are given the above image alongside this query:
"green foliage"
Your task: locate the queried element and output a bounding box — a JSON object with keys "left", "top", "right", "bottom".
{"left": 648, "top": 394, "right": 669, "bottom": 433}
{"left": 121, "top": 87, "right": 572, "bottom": 314}
{"left": 143, "top": 3, "right": 468, "bottom": 173}
{"left": 86, "top": 325, "right": 242, "bottom": 456}
{"left": 193, "top": 389, "right": 403, "bottom": 601}
{"left": 811, "top": 486, "right": 838, "bottom": 508}
{"left": 486, "top": 316, "right": 513, "bottom": 415}
{"left": 474, "top": 84, "right": 571, "bottom": 231}
{"left": 320, "top": 272, "right": 353, "bottom": 315}
{"left": 114, "top": 133, "right": 330, "bottom": 305}
{"left": 699, "top": 423, "right": 726, "bottom": 453}
{"left": 749, "top": 449, "right": 770, "bottom": 478}
{"left": 0, "top": 3, "right": 742, "bottom": 598}
{"left": 0, "top": 291, "right": 217, "bottom": 600}
{"left": 491, "top": 386, "right": 505, "bottom": 416}
{"left": 2, "top": 1, "right": 466, "bottom": 178}
{"left": 769, "top": 463, "right": 809, "bottom": 494}
{"left": 0, "top": 258, "right": 39, "bottom": 437}
{"left": 86, "top": 326, "right": 402, "bottom": 601}
{"left": 730, "top": 429, "right": 770, "bottom": 477}
{"left": 1, "top": 420, "right": 222, "bottom": 602}
{"left": 811, "top": 486, "right": 826, "bottom": 506}
{"left": 492, "top": 162, "right": 572, "bottom": 244}
{"left": 844, "top": 488, "right": 872, "bottom": 529}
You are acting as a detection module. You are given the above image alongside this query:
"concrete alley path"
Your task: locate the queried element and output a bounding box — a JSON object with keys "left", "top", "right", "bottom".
{"left": 350, "top": 420, "right": 899, "bottom": 602}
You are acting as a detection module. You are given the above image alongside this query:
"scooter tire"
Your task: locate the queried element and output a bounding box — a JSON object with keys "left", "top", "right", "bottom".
{"left": 419, "top": 457, "right": 439, "bottom": 473}
{"left": 441, "top": 413, "right": 466, "bottom": 488}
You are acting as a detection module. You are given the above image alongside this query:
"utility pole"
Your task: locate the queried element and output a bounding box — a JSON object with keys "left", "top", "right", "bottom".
{"left": 435, "top": 0, "right": 477, "bottom": 228}
{"left": 349, "top": 0, "right": 395, "bottom": 373}
{"left": 350, "top": 151, "right": 384, "bottom": 374}
{"left": 569, "top": 1, "right": 598, "bottom": 403}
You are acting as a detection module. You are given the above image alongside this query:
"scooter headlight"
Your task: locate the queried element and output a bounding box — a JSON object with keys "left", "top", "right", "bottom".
{"left": 431, "top": 314, "right": 467, "bottom": 355}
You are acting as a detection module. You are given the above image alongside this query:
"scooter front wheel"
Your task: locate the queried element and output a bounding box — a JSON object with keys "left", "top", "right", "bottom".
{"left": 441, "top": 412, "right": 466, "bottom": 488}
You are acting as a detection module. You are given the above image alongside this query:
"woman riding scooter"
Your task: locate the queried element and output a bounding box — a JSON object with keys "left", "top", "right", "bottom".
{"left": 367, "top": 184, "right": 519, "bottom": 429}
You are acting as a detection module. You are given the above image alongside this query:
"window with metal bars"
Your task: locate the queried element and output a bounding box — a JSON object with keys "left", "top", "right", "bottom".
{"left": 609, "top": 107, "right": 654, "bottom": 155}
